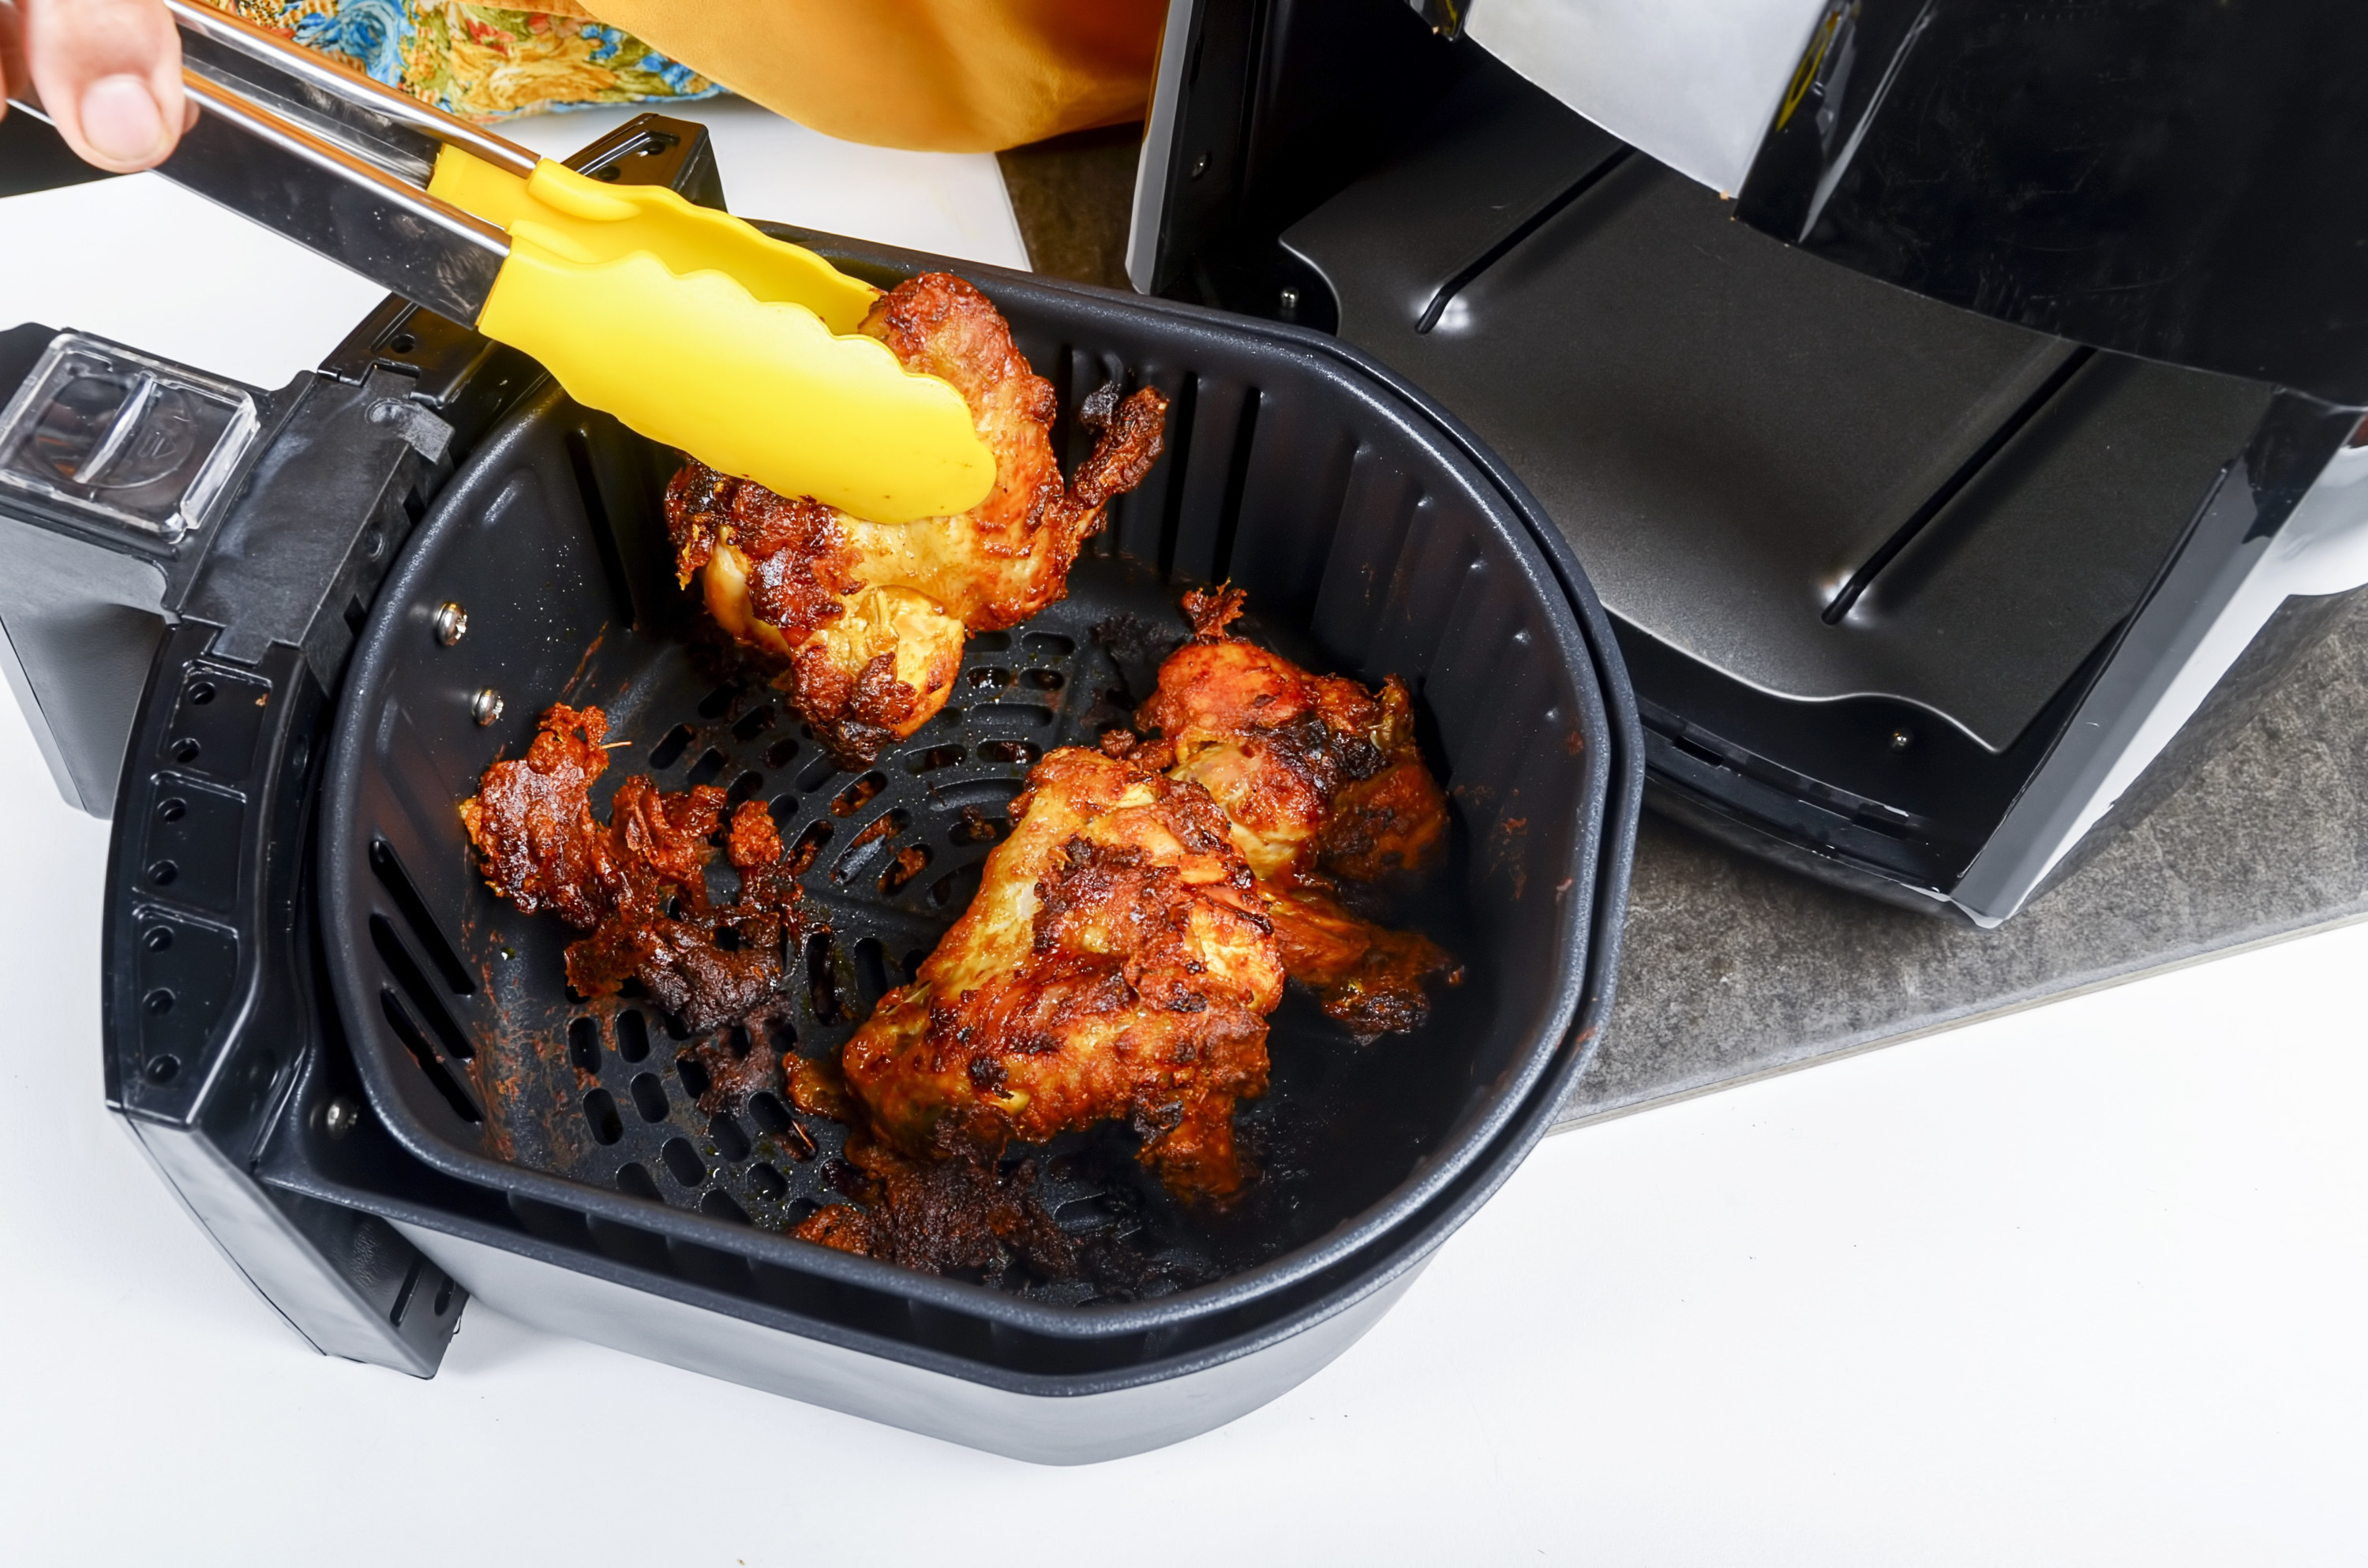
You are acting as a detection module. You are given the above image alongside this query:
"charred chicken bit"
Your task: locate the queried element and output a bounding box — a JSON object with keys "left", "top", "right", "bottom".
{"left": 666, "top": 271, "right": 1171, "bottom": 763}
{"left": 460, "top": 704, "right": 807, "bottom": 1035}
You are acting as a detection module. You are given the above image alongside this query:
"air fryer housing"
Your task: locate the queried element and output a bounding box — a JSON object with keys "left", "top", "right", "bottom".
{"left": 0, "top": 115, "right": 1640, "bottom": 1463}
{"left": 1130, "top": 0, "right": 2368, "bottom": 926}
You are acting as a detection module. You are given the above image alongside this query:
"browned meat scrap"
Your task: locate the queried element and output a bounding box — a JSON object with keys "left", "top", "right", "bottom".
{"left": 665, "top": 271, "right": 1171, "bottom": 763}
{"left": 1128, "top": 586, "right": 1461, "bottom": 1037}
{"left": 459, "top": 704, "right": 807, "bottom": 1035}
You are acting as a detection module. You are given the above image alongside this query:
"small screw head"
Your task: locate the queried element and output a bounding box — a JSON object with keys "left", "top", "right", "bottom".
{"left": 471, "top": 687, "right": 504, "bottom": 727}
{"left": 1888, "top": 728, "right": 1914, "bottom": 752}
{"left": 324, "top": 1097, "right": 361, "bottom": 1140}
{"left": 1279, "top": 286, "right": 1300, "bottom": 312}
{"left": 1190, "top": 152, "right": 1211, "bottom": 180}
{"left": 433, "top": 601, "right": 468, "bottom": 646}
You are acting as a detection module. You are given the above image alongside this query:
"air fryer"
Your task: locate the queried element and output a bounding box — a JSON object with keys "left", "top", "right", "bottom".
{"left": 0, "top": 114, "right": 1639, "bottom": 1462}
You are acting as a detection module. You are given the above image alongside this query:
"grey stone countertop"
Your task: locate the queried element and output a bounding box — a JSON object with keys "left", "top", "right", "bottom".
{"left": 1562, "top": 597, "right": 2368, "bottom": 1129}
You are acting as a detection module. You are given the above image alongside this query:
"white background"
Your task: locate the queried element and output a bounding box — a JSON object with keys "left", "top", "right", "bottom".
{"left": 3, "top": 100, "right": 2366, "bottom": 1566}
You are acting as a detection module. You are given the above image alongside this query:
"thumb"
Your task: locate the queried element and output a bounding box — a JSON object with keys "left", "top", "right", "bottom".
{"left": 23, "top": 0, "right": 186, "bottom": 172}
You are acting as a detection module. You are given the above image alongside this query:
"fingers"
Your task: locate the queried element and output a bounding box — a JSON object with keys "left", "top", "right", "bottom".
{"left": 1, "top": 4, "right": 28, "bottom": 121}
{"left": 22, "top": 0, "right": 185, "bottom": 172}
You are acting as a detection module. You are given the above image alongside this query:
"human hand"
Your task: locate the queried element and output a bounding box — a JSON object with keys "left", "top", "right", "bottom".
{"left": 0, "top": 0, "right": 192, "bottom": 173}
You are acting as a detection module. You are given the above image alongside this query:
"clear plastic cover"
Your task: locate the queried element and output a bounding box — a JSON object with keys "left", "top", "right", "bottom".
{"left": 0, "top": 333, "right": 257, "bottom": 543}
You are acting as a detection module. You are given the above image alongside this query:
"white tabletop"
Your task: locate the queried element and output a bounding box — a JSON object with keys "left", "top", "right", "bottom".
{"left": 2, "top": 102, "right": 2363, "bottom": 1566}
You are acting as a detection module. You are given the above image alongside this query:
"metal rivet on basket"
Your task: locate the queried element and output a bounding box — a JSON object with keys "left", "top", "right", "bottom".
{"left": 470, "top": 687, "right": 504, "bottom": 727}
{"left": 432, "top": 601, "right": 468, "bottom": 646}
{"left": 1889, "top": 728, "right": 1914, "bottom": 753}
{"left": 324, "top": 1097, "right": 361, "bottom": 1140}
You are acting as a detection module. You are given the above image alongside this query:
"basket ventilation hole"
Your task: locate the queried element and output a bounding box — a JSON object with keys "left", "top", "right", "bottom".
{"left": 187, "top": 679, "right": 217, "bottom": 705}
{"left": 966, "top": 667, "right": 1012, "bottom": 691}
{"left": 567, "top": 1016, "right": 601, "bottom": 1076}
{"left": 661, "top": 1136, "right": 705, "bottom": 1186}
{"left": 1023, "top": 668, "right": 1065, "bottom": 690}
{"left": 685, "top": 748, "right": 728, "bottom": 788}
{"left": 807, "top": 933, "right": 842, "bottom": 1024}
{"left": 143, "top": 926, "right": 173, "bottom": 952}
{"left": 156, "top": 797, "right": 185, "bottom": 823}
{"left": 696, "top": 683, "right": 740, "bottom": 720}
{"left": 794, "top": 755, "right": 839, "bottom": 792}
{"left": 783, "top": 1121, "right": 819, "bottom": 1162}
{"left": 583, "top": 1088, "right": 624, "bottom": 1145}
{"left": 788, "top": 818, "right": 832, "bottom": 873}
{"left": 616, "top": 1162, "right": 661, "bottom": 1199}
{"left": 879, "top": 841, "right": 933, "bottom": 895}
{"left": 747, "top": 1091, "right": 792, "bottom": 1135}
{"left": 676, "top": 1053, "right": 711, "bottom": 1102}
{"left": 725, "top": 770, "right": 764, "bottom": 807}
{"left": 732, "top": 704, "right": 777, "bottom": 742}
{"left": 370, "top": 915, "right": 475, "bottom": 1059}
{"left": 630, "top": 1072, "right": 669, "bottom": 1122}
{"left": 979, "top": 739, "right": 1040, "bottom": 766}
{"left": 369, "top": 840, "right": 475, "bottom": 993}
{"left": 616, "top": 1009, "right": 650, "bottom": 1062}
{"left": 830, "top": 772, "right": 886, "bottom": 817}
{"left": 649, "top": 724, "right": 695, "bottom": 769}
{"left": 969, "top": 631, "right": 1011, "bottom": 653}
{"left": 379, "top": 990, "right": 481, "bottom": 1123}
{"left": 710, "top": 1112, "right": 751, "bottom": 1162}
{"left": 767, "top": 793, "right": 798, "bottom": 826}
{"left": 765, "top": 735, "right": 800, "bottom": 769}
{"left": 1021, "top": 632, "right": 1074, "bottom": 659}
{"left": 853, "top": 937, "right": 890, "bottom": 1005}
{"left": 907, "top": 745, "right": 964, "bottom": 775}
{"left": 766, "top": 1016, "right": 798, "bottom": 1054}
{"left": 747, "top": 1161, "right": 788, "bottom": 1199}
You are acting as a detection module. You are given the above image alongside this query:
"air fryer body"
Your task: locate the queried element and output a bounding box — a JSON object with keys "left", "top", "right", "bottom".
{"left": 1133, "top": 0, "right": 2368, "bottom": 924}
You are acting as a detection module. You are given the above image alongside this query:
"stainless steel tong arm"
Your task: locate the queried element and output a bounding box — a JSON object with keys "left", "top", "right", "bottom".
{"left": 156, "top": 1, "right": 543, "bottom": 325}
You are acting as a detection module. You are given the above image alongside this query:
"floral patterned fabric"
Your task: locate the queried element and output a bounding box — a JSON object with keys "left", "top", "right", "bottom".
{"left": 200, "top": 1, "right": 724, "bottom": 122}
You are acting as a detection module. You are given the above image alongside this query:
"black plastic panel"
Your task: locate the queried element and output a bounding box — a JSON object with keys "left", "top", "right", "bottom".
{"left": 1287, "top": 86, "right": 2276, "bottom": 752}
{"left": 1737, "top": 0, "right": 2368, "bottom": 406}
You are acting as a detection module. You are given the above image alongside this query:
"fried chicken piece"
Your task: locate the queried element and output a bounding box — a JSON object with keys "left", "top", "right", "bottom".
{"left": 667, "top": 271, "right": 1171, "bottom": 762}
{"left": 1132, "top": 586, "right": 1460, "bottom": 1037}
{"left": 459, "top": 705, "right": 807, "bottom": 1034}
{"left": 838, "top": 747, "right": 1285, "bottom": 1203}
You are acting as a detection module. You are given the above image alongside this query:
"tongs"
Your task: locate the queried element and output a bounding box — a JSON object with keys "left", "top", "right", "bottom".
{"left": 47, "top": 1, "right": 996, "bottom": 522}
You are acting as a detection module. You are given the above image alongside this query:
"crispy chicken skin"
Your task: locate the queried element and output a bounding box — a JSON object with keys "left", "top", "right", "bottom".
{"left": 838, "top": 747, "right": 1286, "bottom": 1202}
{"left": 666, "top": 271, "right": 1171, "bottom": 763}
{"left": 1131, "top": 586, "right": 1459, "bottom": 1037}
{"left": 460, "top": 705, "right": 805, "bottom": 1035}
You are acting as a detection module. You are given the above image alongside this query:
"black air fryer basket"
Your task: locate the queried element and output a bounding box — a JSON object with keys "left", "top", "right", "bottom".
{"left": 78, "top": 120, "right": 1639, "bottom": 1462}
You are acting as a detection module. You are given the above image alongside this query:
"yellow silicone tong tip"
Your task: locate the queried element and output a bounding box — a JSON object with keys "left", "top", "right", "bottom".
{"left": 429, "top": 148, "right": 995, "bottom": 525}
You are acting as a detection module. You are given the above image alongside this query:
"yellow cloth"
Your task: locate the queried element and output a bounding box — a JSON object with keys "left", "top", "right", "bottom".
{"left": 579, "top": 0, "right": 1166, "bottom": 152}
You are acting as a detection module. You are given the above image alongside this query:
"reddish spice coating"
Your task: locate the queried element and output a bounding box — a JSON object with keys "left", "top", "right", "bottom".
{"left": 838, "top": 747, "right": 1284, "bottom": 1203}
{"left": 459, "top": 705, "right": 809, "bottom": 1035}
{"left": 1133, "top": 586, "right": 1461, "bottom": 1037}
{"left": 662, "top": 272, "right": 1171, "bottom": 765}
